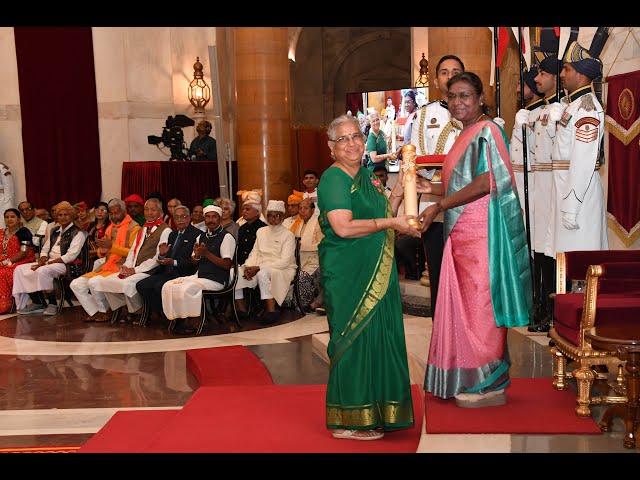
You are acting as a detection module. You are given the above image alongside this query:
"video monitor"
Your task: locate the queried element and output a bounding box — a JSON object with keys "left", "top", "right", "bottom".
{"left": 346, "top": 87, "right": 428, "bottom": 173}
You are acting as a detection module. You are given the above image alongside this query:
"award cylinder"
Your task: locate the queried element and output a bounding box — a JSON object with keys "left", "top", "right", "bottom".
{"left": 401, "top": 144, "right": 419, "bottom": 228}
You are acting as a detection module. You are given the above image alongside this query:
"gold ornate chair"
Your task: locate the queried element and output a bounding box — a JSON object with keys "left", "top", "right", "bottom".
{"left": 549, "top": 250, "right": 640, "bottom": 416}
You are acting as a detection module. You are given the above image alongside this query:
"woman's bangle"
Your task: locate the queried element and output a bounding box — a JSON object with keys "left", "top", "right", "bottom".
{"left": 373, "top": 219, "right": 379, "bottom": 231}
{"left": 390, "top": 190, "right": 403, "bottom": 199}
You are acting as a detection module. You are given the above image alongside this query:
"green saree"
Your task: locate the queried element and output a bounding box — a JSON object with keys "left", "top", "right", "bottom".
{"left": 318, "top": 166, "right": 414, "bottom": 431}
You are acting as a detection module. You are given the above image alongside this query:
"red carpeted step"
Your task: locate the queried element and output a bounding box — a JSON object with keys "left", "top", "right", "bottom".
{"left": 78, "top": 410, "right": 179, "bottom": 453}
{"left": 140, "top": 384, "right": 423, "bottom": 453}
{"left": 186, "top": 346, "right": 273, "bottom": 387}
{"left": 425, "top": 377, "right": 602, "bottom": 434}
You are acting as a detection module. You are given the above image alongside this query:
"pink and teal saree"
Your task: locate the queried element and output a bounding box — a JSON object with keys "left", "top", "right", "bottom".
{"left": 425, "top": 120, "right": 532, "bottom": 398}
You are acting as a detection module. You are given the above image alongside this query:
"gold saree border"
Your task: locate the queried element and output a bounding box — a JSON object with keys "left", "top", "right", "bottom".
{"left": 326, "top": 399, "right": 414, "bottom": 427}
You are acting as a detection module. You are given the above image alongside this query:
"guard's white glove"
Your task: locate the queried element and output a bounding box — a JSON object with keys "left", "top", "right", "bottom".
{"left": 561, "top": 212, "right": 579, "bottom": 230}
{"left": 514, "top": 109, "right": 530, "bottom": 128}
{"left": 548, "top": 103, "right": 565, "bottom": 123}
{"left": 493, "top": 117, "right": 505, "bottom": 129}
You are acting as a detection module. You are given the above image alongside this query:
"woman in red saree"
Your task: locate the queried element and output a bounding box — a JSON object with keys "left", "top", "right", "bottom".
{"left": 0, "top": 208, "right": 36, "bottom": 313}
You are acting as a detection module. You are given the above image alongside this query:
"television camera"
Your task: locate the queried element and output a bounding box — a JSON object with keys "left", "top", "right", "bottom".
{"left": 147, "top": 114, "right": 195, "bottom": 161}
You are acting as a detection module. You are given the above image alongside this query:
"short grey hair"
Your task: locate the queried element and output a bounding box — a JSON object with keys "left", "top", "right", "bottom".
{"left": 174, "top": 205, "right": 190, "bottom": 216}
{"left": 145, "top": 197, "right": 163, "bottom": 212}
{"left": 327, "top": 114, "right": 361, "bottom": 142}
{"left": 215, "top": 197, "right": 236, "bottom": 211}
{"left": 108, "top": 198, "right": 126, "bottom": 211}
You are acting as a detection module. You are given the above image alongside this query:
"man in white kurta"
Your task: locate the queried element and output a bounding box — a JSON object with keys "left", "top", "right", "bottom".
{"left": 234, "top": 200, "right": 297, "bottom": 324}
{"left": 13, "top": 201, "right": 86, "bottom": 314}
{"left": 546, "top": 41, "right": 608, "bottom": 256}
{"left": 92, "top": 198, "right": 171, "bottom": 316}
{"left": 162, "top": 205, "right": 236, "bottom": 323}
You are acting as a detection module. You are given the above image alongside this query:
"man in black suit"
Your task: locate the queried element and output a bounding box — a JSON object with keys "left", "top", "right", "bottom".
{"left": 136, "top": 205, "right": 201, "bottom": 316}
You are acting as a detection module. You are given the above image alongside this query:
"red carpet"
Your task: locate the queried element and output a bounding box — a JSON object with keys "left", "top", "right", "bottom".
{"left": 425, "top": 378, "right": 602, "bottom": 434}
{"left": 81, "top": 385, "right": 423, "bottom": 453}
{"left": 79, "top": 410, "right": 178, "bottom": 453}
{"left": 186, "top": 346, "right": 273, "bottom": 386}
{"left": 0, "top": 446, "right": 80, "bottom": 453}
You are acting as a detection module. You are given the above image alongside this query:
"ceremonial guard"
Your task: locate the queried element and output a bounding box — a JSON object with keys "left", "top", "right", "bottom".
{"left": 546, "top": 40, "right": 608, "bottom": 258}
{"left": 409, "top": 55, "right": 464, "bottom": 314}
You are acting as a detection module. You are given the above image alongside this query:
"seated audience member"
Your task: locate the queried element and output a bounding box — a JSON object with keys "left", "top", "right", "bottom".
{"left": 302, "top": 169, "right": 320, "bottom": 202}
{"left": 18, "top": 201, "right": 47, "bottom": 236}
{"left": 234, "top": 200, "right": 296, "bottom": 324}
{"left": 86, "top": 202, "right": 110, "bottom": 265}
{"left": 13, "top": 201, "right": 86, "bottom": 315}
{"left": 0, "top": 208, "right": 35, "bottom": 313}
{"left": 236, "top": 190, "right": 266, "bottom": 226}
{"left": 282, "top": 190, "right": 304, "bottom": 229}
{"left": 91, "top": 198, "right": 171, "bottom": 322}
{"left": 191, "top": 204, "right": 205, "bottom": 231}
{"left": 288, "top": 198, "right": 324, "bottom": 311}
{"left": 136, "top": 205, "right": 201, "bottom": 317}
{"left": 161, "top": 205, "right": 236, "bottom": 334}
{"left": 166, "top": 198, "right": 181, "bottom": 230}
{"left": 124, "top": 194, "right": 146, "bottom": 226}
{"left": 215, "top": 197, "right": 239, "bottom": 239}
{"left": 70, "top": 199, "right": 140, "bottom": 322}
{"left": 236, "top": 193, "right": 267, "bottom": 267}
{"left": 35, "top": 208, "right": 51, "bottom": 222}
{"left": 74, "top": 202, "right": 92, "bottom": 231}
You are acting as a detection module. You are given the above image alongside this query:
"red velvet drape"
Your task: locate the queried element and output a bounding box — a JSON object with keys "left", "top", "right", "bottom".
{"left": 14, "top": 27, "right": 102, "bottom": 210}
{"left": 345, "top": 92, "right": 364, "bottom": 115}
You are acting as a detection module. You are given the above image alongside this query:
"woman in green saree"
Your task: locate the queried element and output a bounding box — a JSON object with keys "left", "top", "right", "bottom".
{"left": 318, "top": 114, "right": 420, "bottom": 440}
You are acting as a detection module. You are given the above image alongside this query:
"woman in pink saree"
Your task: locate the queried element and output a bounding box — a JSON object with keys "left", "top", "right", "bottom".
{"left": 419, "top": 72, "right": 532, "bottom": 408}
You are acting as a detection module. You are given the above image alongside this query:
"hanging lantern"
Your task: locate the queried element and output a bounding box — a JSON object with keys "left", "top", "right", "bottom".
{"left": 188, "top": 57, "right": 211, "bottom": 114}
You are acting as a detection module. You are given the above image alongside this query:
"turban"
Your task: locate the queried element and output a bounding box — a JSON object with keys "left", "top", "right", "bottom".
{"left": 523, "top": 66, "right": 542, "bottom": 97}
{"left": 287, "top": 190, "right": 304, "bottom": 205}
{"left": 538, "top": 53, "right": 561, "bottom": 75}
{"left": 266, "top": 200, "right": 286, "bottom": 213}
{"left": 563, "top": 41, "right": 602, "bottom": 80}
{"left": 202, "top": 198, "right": 216, "bottom": 207}
{"left": 74, "top": 201, "right": 88, "bottom": 212}
{"left": 238, "top": 189, "right": 263, "bottom": 210}
{"left": 55, "top": 201, "right": 74, "bottom": 214}
{"left": 124, "top": 194, "right": 144, "bottom": 205}
{"left": 203, "top": 205, "right": 222, "bottom": 216}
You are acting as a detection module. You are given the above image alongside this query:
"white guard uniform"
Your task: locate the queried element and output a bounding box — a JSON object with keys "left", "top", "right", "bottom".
{"left": 0, "top": 163, "right": 15, "bottom": 228}
{"left": 510, "top": 98, "right": 545, "bottom": 241}
{"left": 532, "top": 94, "right": 560, "bottom": 255}
{"left": 546, "top": 86, "right": 608, "bottom": 255}
{"left": 410, "top": 100, "right": 461, "bottom": 220}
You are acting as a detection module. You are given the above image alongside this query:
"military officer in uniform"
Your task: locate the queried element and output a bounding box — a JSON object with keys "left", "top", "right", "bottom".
{"left": 545, "top": 41, "right": 608, "bottom": 260}
{"left": 525, "top": 53, "right": 564, "bottom": 331}
{"left": 0, "top": 163, "right": 15, "bottom": 228}
{"left": 409, "top": 54, "right": 464, "bottom": 315}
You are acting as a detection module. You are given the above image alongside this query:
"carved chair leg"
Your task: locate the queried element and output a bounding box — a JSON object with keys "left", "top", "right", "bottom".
{"left": 575, "top": 364, "right": 595, "bottom": 417}
{"left": 551, "top": 346, "right": 567, "bottom": 390}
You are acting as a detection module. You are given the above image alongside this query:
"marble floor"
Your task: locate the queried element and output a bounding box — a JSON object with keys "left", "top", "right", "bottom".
{"left": 0, "top": 299, "right": 636, "bottom": 453}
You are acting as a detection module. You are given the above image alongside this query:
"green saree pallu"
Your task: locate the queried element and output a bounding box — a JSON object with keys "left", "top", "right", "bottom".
{"left": 318, "top": 166, "right": 414, "bottom": 431}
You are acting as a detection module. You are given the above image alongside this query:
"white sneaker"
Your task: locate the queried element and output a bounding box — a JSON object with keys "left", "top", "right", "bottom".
{"left": 43, "top": 304, "right": 58, "bottom": 316}
{"left": 17, "top": 304, "right": 45, "bottom": 315}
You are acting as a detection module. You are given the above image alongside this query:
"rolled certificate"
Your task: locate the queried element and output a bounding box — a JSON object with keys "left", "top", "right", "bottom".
{"left": 400, "top": 144, "right": 419, "bottom": 228}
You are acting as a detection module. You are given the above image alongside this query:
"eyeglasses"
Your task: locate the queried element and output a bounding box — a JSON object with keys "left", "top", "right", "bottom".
{"left": 446, "top": 92, "right": 476, "bottom": 102}
{"left": 174, "top": 214, "right": 190, "bottom": 220}
{"left": 330, "top": 132, "right": 365, "bottom": 145}
{"left": 19, "top": 207, "right": 33, "bottom": 212}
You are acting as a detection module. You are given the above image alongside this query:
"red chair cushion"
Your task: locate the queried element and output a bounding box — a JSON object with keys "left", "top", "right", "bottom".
{"left": 565, "top": 250, "right": 640, "bottom": 281}
{"left": 554, "top": 293, "right": 640, "bottom": 346}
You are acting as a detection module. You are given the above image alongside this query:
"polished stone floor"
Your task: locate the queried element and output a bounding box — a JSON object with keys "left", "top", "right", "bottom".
{"left": 0, "top": 301, "right": 636, "bottom": 453}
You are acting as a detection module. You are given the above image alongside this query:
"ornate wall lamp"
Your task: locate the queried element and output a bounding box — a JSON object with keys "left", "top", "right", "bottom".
{"left": 415, "top": 53, "right": 429, "bottom": 88}
{"left": 188, "top": 57, "right": 211, "bottom": 114}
